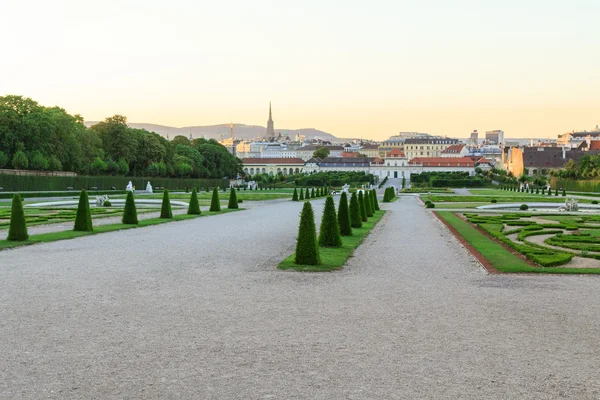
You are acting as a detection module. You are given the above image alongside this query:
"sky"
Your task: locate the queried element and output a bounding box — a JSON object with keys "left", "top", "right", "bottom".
{"left": 1, "top": 0, "right": 599, "bottom": 140}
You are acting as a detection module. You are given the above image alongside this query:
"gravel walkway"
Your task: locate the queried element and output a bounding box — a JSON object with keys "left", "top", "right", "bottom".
{"left": 1, "top": 197, "right": 600, "bottom": 399}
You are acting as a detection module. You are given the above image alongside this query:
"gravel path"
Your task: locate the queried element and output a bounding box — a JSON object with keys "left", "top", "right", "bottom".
{"left": 1, "top": 197, "right": 600, "bottom": 399}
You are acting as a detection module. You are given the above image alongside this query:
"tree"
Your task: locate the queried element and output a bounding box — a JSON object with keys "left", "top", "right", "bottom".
{"left": 313, "top": 147, "right": 330, "bottom": 159}
{"left": 292, "top": 188, "right": 299, "bottom": 201}
{"left": 311, "top": 187, "right": 315, "bottom": 198}
{"left": 562, "top": 188, "right": 566, "bottom": 196}
{"left": 228, "top": 187, "right": 239, "bottom": 209}
{"left": 30, "top": 151, "right": 49, "bottom": 170}
{"left": 11, "top": 150, "right": 28, "bottom": 169}
{"left": 7, "top": 194, "right": 28, "bottom": 241}
{"left": 294, "top": 202, "right": 321, "bottom": 265}
{"left": 188, "top": 188, "right": 201, "bottom": 215}
{"left": 299, "top": 187, "right": 305, "bottom": 200}
{"left": 401, "top": 176, "right": 406, "bottom": 188}
{"left": 0, "top": 151, "right": 8, "bottom": 168}
{"left": 160, "top": 189, "right": 173, "bottom": 218}
{"left": 306, "top": 188, "right": 310, "bottom": 199}
{"left": 73, "top": 190, "right": 93, "bottom": 231}
{"left": 337, "top": 192, "right": 352, "bottom": 236}
{"left": 349, "top": 192, "right": 362, "bottom": 228}
{"left": 210, "top": 187, "right": 221, "bottom": 211}
{"left": 365, "top": 189, "right": 374, "bottom": 217}
{"left": 372, "top": 190, "right": 380, "bottom": 211}
{"left": 319, "top": 196, "right": 342, "bottom": 248}
{"left": 358, "top": 191, "right": 368, "bottom": 222}
{"left": 48, "top": 155, "right": 62, "bottom": 171}
{"left": 122, "top": 191, "right": 138, "bottom": 224}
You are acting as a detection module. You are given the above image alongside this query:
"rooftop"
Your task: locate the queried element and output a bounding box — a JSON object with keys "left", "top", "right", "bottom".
{"left": 241, "top": 158, "right": 305, "bottom": 165}
{"left": 408, "top": 157, "right": 475, "bottom": 167}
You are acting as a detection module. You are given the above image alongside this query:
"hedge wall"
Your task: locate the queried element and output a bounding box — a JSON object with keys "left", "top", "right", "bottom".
{"left": 550, "top": 178, "right": 600, "bottom": 193}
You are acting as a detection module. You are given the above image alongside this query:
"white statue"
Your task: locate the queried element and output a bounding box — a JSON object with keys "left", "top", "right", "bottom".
{"left": 342, "top": 184, "right": 350, "bottom": 194}
{"left": 146, "top": 181, "right": 153, "bottom": 193}
{"left": 96, "top": 194, "right": 109, "bottom": 206}
{"left": 126, "top": 181, "right": 133, "bottom": 191}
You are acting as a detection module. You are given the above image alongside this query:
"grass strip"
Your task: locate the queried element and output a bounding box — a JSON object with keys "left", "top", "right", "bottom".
{"left": 0, "top": 208, "right": 241, "bottom": 251}
{"left": 279, "top": 210, "right": 385, "bottom": 272}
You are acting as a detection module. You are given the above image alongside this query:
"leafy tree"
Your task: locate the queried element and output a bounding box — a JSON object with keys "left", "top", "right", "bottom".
{"left": 349, "top": 192, "right": 362, "bottom": 228}
{"left": 294, "top": 202, "right": 321, "bottom": 265}
{"left": 337, "top": 192, "right": 352, "bottom": 236}
{"left": 0, "top": 151, "right": 8, "bottom": 168}
{"left": 188, "top": 188, "right": 201, "bottom": 215}
{"left": 292, "top": 188, "right": 299, "bottom": 201}
{"left": 48, "top": 155, "right": 62, "bottom": 171}
{"left": 117, "top": 158, "right": 129, "bottom": 175}
{"left": 12, "top": 150, "right": 28, "bottom": 169}
{"left": 210, "top": 187, "right": 221, "bottom": 211}
{"left": 7, "top": 194, "right": 28, "bottom": 241}
{"left": 319, "top": 196, "right": 342, "bottom": 247}
{"left": 73, "top": 190, "right": 93, "bottom": 231}
{"left": 30, "top": 151, "right": 49, "bottom": 170}
{"left": 358, "top": 191, "right": 368, "bottom": 222}
{"left": 313, "top": 147, "right": 330, "bottom": 159}
{"left": 160, "top": 189, "right": 173, "bottom": 218}
{"left": 228, "top": 187, "right": 239, "bottom": 209}
{"left": 122, "top": 191, "right": 138, "bottom": 224}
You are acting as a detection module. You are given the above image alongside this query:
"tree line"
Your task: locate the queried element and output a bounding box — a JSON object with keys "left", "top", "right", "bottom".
{"left": 0, "top": 95, "right": 242, "bottom": 179}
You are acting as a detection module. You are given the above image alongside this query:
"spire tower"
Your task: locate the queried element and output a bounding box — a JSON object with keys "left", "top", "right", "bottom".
{"left": 265, "top": 102, "right": 275, "bottom": 141}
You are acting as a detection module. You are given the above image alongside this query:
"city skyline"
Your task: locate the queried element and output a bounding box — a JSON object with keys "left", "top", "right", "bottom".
{"left": 2, "top": 0, "right": 599, "bottom": 140}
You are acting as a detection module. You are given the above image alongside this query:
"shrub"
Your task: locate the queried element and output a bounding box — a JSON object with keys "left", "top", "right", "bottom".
{"left": 593, "top": 200, "right": 598, "bottom": 205}
{"left": 210, "top": 187, "right": 221, "bottom": 212}
{"left": 299, "top": 187, "right": 305, "bottom": 200}
{"left": 160, "top": 189, "right": 173, "bottom": 218}
{"left": 548, "top": 188, "right": 552, "bottom": 196}
{"left": 365, "top": 189, "right": 374, "bottom": 217}
{"left": 520, "top": 204, "right": 529, "bottom": 210}
{"left": 73, "top": 190, "right": 93, "bottom": 231}
{"left": 292, "top": 188, "right": 299, "bottom": 201}
{"left": 12, "top": 151, "right": 28, "bottom": 169}
{"left": 185, "top": 187, "right": 189, "bottom": 193}
{"left": 536, "top": 188, "right": 539, "bottom": 194}
{"left": 7, "top": 194, "right": 28, "bottom": 241}
{"left": 238, "top": 199, "right": 243, "bottom": 203}
{"left": 188, "top": 188, "right": 201, "bottom": 215}
{"left": 349, "top": 192, "right": 362, "bottom": 228}
{"left": 122, "top": 191, "right": 138, "bottom": 224}
{"left": 562, "top": 188, "right": 566, "bottom": 196}
{"left": 319, "top": 196, "right": 342, "bottom": 248}
{"left": 555, "top": 189, "right": 558, "bottom": 196}
{"left": 358, "top": 191, "right": 368, "bottom": 222}
{"left": 383, "top": 187, "right": 390, "bottom": 203}
{"left": 337, "top": 192, "right": 352, "bottom": 236}
{"left": 305, "top": 188, "right": 310, "bottom": 199}
{"left": 228, "top": 187, "right": 239, "bottom": 209}
{"left": 426, "top": 202, "right": 435, "bottom": 209}
{"left": 294, "top": 202, "right": 321, "bottom": 265}
{"left": 372, "top": 189, "right": 380, "bottom": 211}
{"left": 103, "top": 200, "right": 111, "bottom": 207}
{"left": 491, "top": 199, "right": 497, "bottom": 203}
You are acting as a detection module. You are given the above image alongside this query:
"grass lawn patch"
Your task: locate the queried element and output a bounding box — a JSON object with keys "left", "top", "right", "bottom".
{"left": 279, "top": 210, "right": 385, "bottom": 272}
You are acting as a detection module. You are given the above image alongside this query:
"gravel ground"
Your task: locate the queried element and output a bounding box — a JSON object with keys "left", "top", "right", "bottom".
{"left": 1, "top": 197, "right": 600, "bottom": 399}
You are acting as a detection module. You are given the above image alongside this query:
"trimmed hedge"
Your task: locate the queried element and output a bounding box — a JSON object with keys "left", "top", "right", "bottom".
{"left": 349, "top": 192, "right": 362, "bottom": 228}
{"left": 122, "top": 191, "right": 138, "bottom": 224}
{"left": 292, "top": 188, "right": 299, "bottom": 201}
{"left": 358, "top": 191, "right": 368, "bottom": 222}
{"left": 188, "top": 188, "right": 201, "bottom": 215}
{"left": 210, "top": 187, "right": 221, "bottom": 212}
{"left": 73, "top": 190, "right": 93, "bottom": 231}
{"left": 295, "top": 202, "right": 321, "bottom": 265}
{"left": 228, "top": 187, "right": 239, "bottom": 209}
{"left": 7, "top": 194, "right": 28, "bottom": 241}
{"left": 337, "top": 192, "right": 352, "bottom": 236}
{"left": 160, "top": 189, "right": 173, "bottom": 218}
{"left": 318, "top": 196, "right": 342, "bottom": 248}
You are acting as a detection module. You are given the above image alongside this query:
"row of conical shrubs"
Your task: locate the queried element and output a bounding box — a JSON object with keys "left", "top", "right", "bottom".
{"left": 292, "top": 186, "right": 330, "bottom": 201}
{"left": 294, "top": 189, "right": 380, "bottom": 265}
{"left": 382, "top": 187, "right": 396, "bottom": 202}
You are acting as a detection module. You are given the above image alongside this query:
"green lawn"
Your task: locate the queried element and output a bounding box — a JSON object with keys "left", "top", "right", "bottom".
{"left": 469, "top": 189, "right": 542, "bottom": 197}
{"left": 434, "top": 202, "right": 488, "bottom": 209}
{"left": 423, "top": 194, "right": 588, "bottom": 203}
{"left": 279, "top": 210, "right": 385, "bottom": 272}
{"left": 112, "top": 191, "right": 291, "bottom": 202}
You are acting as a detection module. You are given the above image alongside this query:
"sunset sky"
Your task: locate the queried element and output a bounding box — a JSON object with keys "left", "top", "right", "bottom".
{"left": 2, "top": 0, "right": 599, "bottom": 140}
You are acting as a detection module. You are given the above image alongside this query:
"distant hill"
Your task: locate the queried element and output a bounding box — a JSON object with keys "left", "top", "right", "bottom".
{"left": 84, "top": 122, "right": 339, "bottom": 142}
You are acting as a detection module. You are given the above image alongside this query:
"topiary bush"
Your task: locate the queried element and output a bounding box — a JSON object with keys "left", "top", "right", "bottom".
{"left": 103, "top": 200, "right": 112, "bottom": 207}
{"left": 491, "top": 199, "right": 497, "bottom": 203}
{"left": 294, "top": 202, "right": 321, "bottom": 265}
{"left": 311, "top": 187, "right": 315, "bottom": 198}
{"left": 520, "top": 204, "right": 529, "bottom": 210}
{"left": 7, "top": 194, "right": 28, "bottom": 241}
{"left": 349, "top": 191, "right": 362, "bottom": 228}
{"left": 228, "top": 187, "right": 239, "bottom": 209}
{"left": 188, "top": 188, "right": 201, "bottom": 215}
{"left": 337, "top": 192, "right": 352, "bottom": 236}
{"left": 210, "top": 187, "right": 221, "bottom": 212}
{"left": 305, "top": 188, "right": 310, "bottom": 199}
{"left": 73, "top": 189, "right": 93, "bottom": 231}
{"left": 372, "top": 189, "right": 380, "bottom": 211}
{"left": 365, "top": 189, "right": 374, "bottom": 217}
{"left": 562, "top": 188, "right": 566, "bottom": 196}
{"left": 593, "top": 200, "right": 598, "bottom": 205}
{"left": 160, "top": 189, "right": 173, "bottom": 218}
{"left": 319, "top": 196, "right": 342, "bottom": 248}
{"left": 122, "top": 191, "right": 138, "bottom": 224}
{"left": 426, "top": 202, "right": 435, "bottom": 209}
{"left": 555, "top": 189, "right": 558, "bottom": 196}
{"left": 358, "top": 191, "right": 368, "bottom": 222}
{"left": 292, "top": 188, "right": 299, "bottom": 201}
{"left": 299, "top": 187, "right": 305, "bottom": 200}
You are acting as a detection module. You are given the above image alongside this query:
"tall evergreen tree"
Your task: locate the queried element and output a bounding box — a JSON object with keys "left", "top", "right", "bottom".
{"left": 292, "top": 187, "right": 299, "bottom": 201}
{"left": 358, "top": 191, "right": 368, "bottom": 222}
{"left": 210, "top": 187, "right": 221, "bottom": 211}
{"left": 319, "top": 196, "right": 342, "bottom": 247}
{"left": 311, "top": 187, "right": 315, "bottom": 198}
{"left": 228, "top": 187, "right": 239, "bottom": 209}
{"left": 160, "top": 189, "right": 173, "bottom": 218}
{"left": 73, "top": 189, "right": 93, "bottom": 231}
{"left": 294, "top": 202, "right": 321, "bottom": 265}
{"left": 365, "top": 189, "right": 374, "bottom": 217}
{"left": 372, "top": 189, "right": 380, "bottom": 211}
{"left": 122, "top": 191, "right": 138, "bottom": 224}
{"left": 7, "top": 194, "right": 28, "bottom": 241}
{"left": 299, "top": 187, "right": 305, "bottom": 200}
{"left": 337, "top": 192, "right": 352, "bottom": 236}
{"left": 306, "top": 187, "right": 310, "bottom": 199}
{"left": 349, "top": 192, "right": 362, "bottom": 228}
{"left": 188, "top": 188, "right": 201, "bottom": 215}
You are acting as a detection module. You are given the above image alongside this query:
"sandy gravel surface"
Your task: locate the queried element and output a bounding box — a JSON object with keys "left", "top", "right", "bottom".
{"left": 1, "top": 197, "right": 600, "bottom": 399}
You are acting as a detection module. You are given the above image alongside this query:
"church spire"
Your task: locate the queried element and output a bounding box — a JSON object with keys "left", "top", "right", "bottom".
{"left": 265, "top": 102, "right": 275, "bottom": 140}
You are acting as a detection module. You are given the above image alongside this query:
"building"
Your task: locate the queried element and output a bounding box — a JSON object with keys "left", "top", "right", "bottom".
{"left": 485, "top": 130, "right": 504, "bottom": 145}
{"left": 296, "top": 145, "right": 344, "bottom": 161}
{"left": 502, "top": 146, "right": 600, "bottom": 176}
{"left": 359, "top": 143, "right": 380, "bottom": 158}
{"left": 470, "top": 130, "right": 479, "bottom": 146}
{"left": 241, "top": 157, "right": 304, "bottom": 176}
{"left": 265, "top": 102, "right": 276, "bottom": 141}
{"left": 403, "top": 138, "right": 460, "bottom": 160}
{"left": 557, "top": 126, "right": 600, "bottom": 148}
{"left": 440, "top": 144, "right": 468, "bottom": 158}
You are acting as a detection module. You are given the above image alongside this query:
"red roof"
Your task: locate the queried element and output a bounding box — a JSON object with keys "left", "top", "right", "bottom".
{"left": 441, "top": 144, "right": 465, "bottom": 153}
{"left": 589, "top": 141, "right": 600, "bottom": 151}
{"left": 408, "top": 157, "right": 475, "bottom": 167}
{"left": 371, "top": 157, "right": 384, "bottom": 164}
{"left": 386, "top": 148, "right": 406, "bottom": 157}
{"left": 242, "top": 158, "right": 305, "bottom": 165}
{"left": 341, "top": 152, "right": 360, "bottom": 158}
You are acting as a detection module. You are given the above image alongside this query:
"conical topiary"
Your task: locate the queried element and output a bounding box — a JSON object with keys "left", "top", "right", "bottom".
{"left": 160, "top": 189, "right": 173, "bottom": 218}
{"left": 73, "top": 189, "right": 93, "bottom": 231}
{"left": 210, "top": 187, "right": 221, "bottom": 211}
{"left": 122, "top": 191, "right": 138, "bottom": 224}
{"left": 305, "top": 188, "right": 310, "bottom": 199}
{"left": 562, "top": 188, "right": 566, "bottom": 196}
{"left": 337, "top": 192, "right": 352, "bottom": 236}
{"left": 358, "top": 191, "right": 368, "bottom": 222}
{"left": 311, "top": 187, "right": 315, "bottom": 198}
{"left": 349, "top": 192, "right": 362, "bottom": 228}
{"left": 188, "top": 188, "right": 201, "bottom": 215}
{"left": 365, "top": 189, "right": 374, "bottom": 217}
{"left": 555, "top": 188, "right": 558, "bottom": 196}
{"left": 299, "top": 187, "right": 305, "bottom": 200}
{"left": 7, "top": 194, "right": 28, "bottom": 241}
{"left": 294, "top": 201, "right": 321, "bottom": 265}
{"left": 292, "top": 188, "right": 299, "bottom": 201}
{"left": 228, "top": 187, "right": 239, "bottom": 209}
{"left": 372, "top": 190, "right": 380, "bottom": 211}
{"left": 319, "top": 196, "right": 342, "bottom": 248}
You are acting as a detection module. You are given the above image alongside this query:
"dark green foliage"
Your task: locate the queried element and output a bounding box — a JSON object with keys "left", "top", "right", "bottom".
{"left": 292, "top": 188, "right": 299, "bottom": 201}
{"left": 160, "top": 189, "right": 173, "bottom": 218}
{"left": 372, "top": 190, "right": 380, "bottom": 211}
{"left": 311, "top": 187, "right": 315, "bottom": 198}
{"left": 536, "top": 188, "right": 539, "bottom": 194}
{"left": 548, "top": 188, "right": 552, "bottom": 196}
{"left": 122, "top": 191, "right": 138, "bottom": 224}
{"left": 555, "top": 189, "right": 558, "bottom": 196}
{"left": 294, "top": 202, "right": 321, "bottom": 265}
{"left": 426, "top": 202, "right": 435, "bottom": 209}
{"left": 520, "top": 204, "right": 529, "bottom": 210}
{"left": 73, "top": 190, "right": 93, "bottom": 231}
{"left": 7, "top": 194, "right": 28, "bottom": 241}
{"left": 365, "top": 189, "right": 374, "bottom": 217}
{"left": 228, "top": 187, "right": 239, "bottom": 209}
{"left": 358, "top": 191, "right": 368, "bottom": 222}
{"left": 210, "top": 187, "right": 221, "bottom": 211}
{"left": 185, "top": 187, "right": 189, "bottom": 193}
{"left": 306, "top": 188, "right": 310, "bottom": 199}
{"left": 593, "top": 200, "right": 599, "bottom": 205}
{"left": 337, "top": 192, "right": 352, "bottom": 236}
{"left": 188, "top": 188, "right": 201, "bottom": 215}
{"left": 349, "top": 192, "right": 362, "bottom": 228}
{"left": 299, "top": 187, "right": 305, "bottom": 200}
{"left": 103, "top": 200, "right": 111, "bottom": 207}
{"left": 383, "top": 187, "right": 390, "bottom": 202}
{"left": 491, "top": 199, "right": 497, "bottom": 203}
{"left": 562, "top": 188, "right": 566, "bottom": 196}
{"left": 319, "top": 196, "right": 342, "bottom": 248}
{"left": 206, "top": 186, "right": 210, "bottom": 192}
